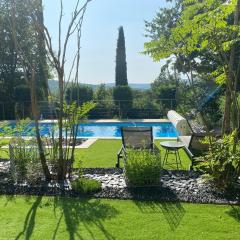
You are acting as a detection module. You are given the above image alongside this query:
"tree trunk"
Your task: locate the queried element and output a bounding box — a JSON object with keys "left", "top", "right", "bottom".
{"left": 30, "top": 70, "right": 51, "bottom": 181}
{"left": 57, "top": 69, "right": 66, "bottom": 181}
{"left": 224, "top": 0, "right": 240, "bottom": 140}
{"left": 222, "top": 88, "right": 232, "bottom": 135}
{"left": 36, "top": 0, "right": 49, "bottom": 99}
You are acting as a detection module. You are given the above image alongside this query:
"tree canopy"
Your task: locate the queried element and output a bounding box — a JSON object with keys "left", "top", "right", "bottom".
{"left": 144, "top": 0, "right": 240, "bottom": 135}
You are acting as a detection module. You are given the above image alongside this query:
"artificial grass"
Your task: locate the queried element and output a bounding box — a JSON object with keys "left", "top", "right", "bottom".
{"left": 0, "top": 138, "right": 192, "bottom": 169}
{"left": 0, "top": 195, "right": 239, "bottom": 240}
{"left": 74, "top": 139, "right": 191, "bottom": 170}
{"left": 0, "top": 139, "right": 10, "bottom": 159}
{"left": 74, "top": 139, "right": 122, "bottom": 168}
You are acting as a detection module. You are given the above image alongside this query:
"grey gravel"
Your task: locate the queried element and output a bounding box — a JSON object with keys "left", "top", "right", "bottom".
{"left": 0, "top": 160, "right": 240, "bottom": 204}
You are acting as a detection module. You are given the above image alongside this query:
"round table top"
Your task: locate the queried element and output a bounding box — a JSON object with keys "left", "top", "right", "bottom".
{"left": 160, "top": 141, "right": 185, "bottom": 149}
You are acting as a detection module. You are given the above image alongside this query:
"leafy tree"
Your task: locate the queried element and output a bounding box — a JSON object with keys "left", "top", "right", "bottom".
{"left": 35, "top": 0, "right": 49, "bottom": 99}
{"left": 115, "top": 26, "right": 128, "bottom": 86}
{"left": 94, "top": 84, "right": 109, "bottom": 101}
{"left": 151, "top": 71, "right": 177, "bottom": 109}
{"left": 93, "top": 84, "right": 115, "bottom": 118}
{"left": 113, "top": 86, "right": 133, "bottom": 118}
{"left": 65, "top": 85, "right": 94, "bottom": 104}
{"left": 13, "top": 85, "right": 31, "bottom": 102}
{"left": 0, "top": 1, "right": 21, "bottom": 118}
{"left": 144, "top": 0, "right": 240, "bottom": 136}
{"left": 0, "top": 0, "right": 49, "bottom": 120}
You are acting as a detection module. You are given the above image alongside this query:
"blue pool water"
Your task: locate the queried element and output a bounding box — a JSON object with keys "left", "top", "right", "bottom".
{"left": 2, "top": 122, "right": 178, "bottom": 138}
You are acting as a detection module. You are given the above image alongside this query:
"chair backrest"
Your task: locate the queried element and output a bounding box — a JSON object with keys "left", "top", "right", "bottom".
{"left": 121, "top": 127, "right": 153, "bottom": 149}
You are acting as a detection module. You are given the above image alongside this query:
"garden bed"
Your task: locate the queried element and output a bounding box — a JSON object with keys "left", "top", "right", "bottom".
{"left": 0, "top": 162, "right": 240, "bottom": 204}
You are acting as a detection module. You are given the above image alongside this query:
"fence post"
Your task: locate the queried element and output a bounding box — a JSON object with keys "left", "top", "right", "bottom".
{"left": 2, "top": 103, "right": 5, "bottom": 120}
{"left": 22, "top": 102, "right": 25, "bottom": 119}
{"left": 118, "top": 101, "right": 121, "bottom": 119}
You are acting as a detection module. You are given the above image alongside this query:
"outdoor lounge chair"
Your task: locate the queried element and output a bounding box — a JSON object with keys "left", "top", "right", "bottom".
{"left": 116, "top": 126, "right": 160, "bottom": 168}
{"left": 168, "top": 110, "right": 221, "bottom": 168}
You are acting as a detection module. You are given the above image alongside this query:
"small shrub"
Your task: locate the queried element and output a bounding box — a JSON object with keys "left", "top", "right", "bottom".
{"left": 71, "top": 178, "right": 101, "bottom": 194}
{"left": 124, "top": 150, "right": 161, "bottom": 186}
{"left": 196, "top": 131, "right": 240, "bottom": 188}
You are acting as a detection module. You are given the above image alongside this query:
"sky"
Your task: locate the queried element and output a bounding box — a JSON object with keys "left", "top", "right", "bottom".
{"left": 43, "top": 0, "right": 170, "bottom": 84}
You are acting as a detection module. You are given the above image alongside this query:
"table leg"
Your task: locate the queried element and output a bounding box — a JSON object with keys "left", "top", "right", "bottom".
{"left": 177, "top": 150, "right": 182, "bottom": 166}
{"left": 174, "top": 149, "right": 182, "bottom": 169}
{"left": 163, "top": 149, "right": 169, "bottom": 166}
{"left": 174, "top": 150, "right": 179, "bottom": 169}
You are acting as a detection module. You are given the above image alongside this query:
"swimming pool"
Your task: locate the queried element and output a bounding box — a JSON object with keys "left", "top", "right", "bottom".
{"left": 2, "top": 122, "right": 178, "bottom": 138}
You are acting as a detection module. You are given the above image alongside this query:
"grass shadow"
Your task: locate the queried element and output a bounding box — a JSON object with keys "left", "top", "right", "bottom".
{"left": 13, "top": 196, "right": 118, "bottom": 240}
{"left": 130, "top": 186, "right": 186, "bottom": 231}
{"left": 51, "top": 197, "right": 119, "bottom": 240}
{"left": 15, "top": 196, "right": 42, "bottom": 240}
{"left": 134, "top": 200, "right": 185, "bottom": 231}
{"left": 226, "top": 205, "right": 240, "bottom": 222}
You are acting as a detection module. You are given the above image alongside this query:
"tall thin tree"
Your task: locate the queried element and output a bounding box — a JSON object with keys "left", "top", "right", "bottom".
{"left": 115, "top": 26, "right": 128, "bottom": 86}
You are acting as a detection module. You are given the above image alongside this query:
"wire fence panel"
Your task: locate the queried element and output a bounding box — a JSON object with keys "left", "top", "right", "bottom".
{"left": 0, "top": 99, "right": 177, "bottom": 120}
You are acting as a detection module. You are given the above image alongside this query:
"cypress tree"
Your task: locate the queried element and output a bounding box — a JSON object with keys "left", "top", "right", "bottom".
{"left": 115, "top": 26, "right": 128, "bottom": 86}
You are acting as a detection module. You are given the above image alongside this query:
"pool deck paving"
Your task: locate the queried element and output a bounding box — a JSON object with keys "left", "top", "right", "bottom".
{"left": 0, "top": 138, "right": 98, "bottom": 149}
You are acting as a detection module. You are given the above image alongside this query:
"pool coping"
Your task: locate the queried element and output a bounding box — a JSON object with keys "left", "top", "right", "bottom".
{"left": 0, "top": 119, "right": 170, "bottom": 124}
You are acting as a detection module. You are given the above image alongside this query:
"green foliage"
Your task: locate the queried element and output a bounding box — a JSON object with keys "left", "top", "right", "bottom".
{"left": 93, "top": 84, "right": 115, "bottom": 118}
{"left": 63, "top": 101, "right": 96, "bottom": 125}
{"left": 196, "top": 131, "right": 240, "bottom": 188}
{"left": 65, "top": 85, "right": 94, "bottom": 104}
{"left": 113, "top": 86, "right": 133, "bottom": 118}
{"left": 115, "top": 26, "right": 128, "bottom": 86}
{"left": 143, "top": 0, "right": 240, "bottom": 126}
{"left": 144, "top": 0, "right": 238, "bottom": 82}
{"left": 151, "top": 71, "right": 177, "bottom": 110}
{"left": 13, "top": 85, "right": 31, "bottom": 102}
{"left": 0, "top": 0, "right": 49, "bottom": 119}
{"left": 0, "top": 118, "right": 33, "bottom": 138}
{"left": 71, "top": 177, "right": 101, "bottom": 194}
{"left": 124, "top": 150, "right": 161, "bottom": 186}
{"left": 9, "top": 138, "right": 42, "bottom": 183}
{"left": 46, "top": 101, "right": 96, "bottom": 166}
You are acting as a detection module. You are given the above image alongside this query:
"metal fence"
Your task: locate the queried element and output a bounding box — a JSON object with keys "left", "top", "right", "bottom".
{"left": 0, "top": 99, "right": 177, "bottom": 120}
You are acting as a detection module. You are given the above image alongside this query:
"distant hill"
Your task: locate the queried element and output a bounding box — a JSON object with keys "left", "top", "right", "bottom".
{"left": 106, "top": 83, "right": 151, "bottom": 90}
{"left": 48, "top": 80, "right": 151, "bottom": 93}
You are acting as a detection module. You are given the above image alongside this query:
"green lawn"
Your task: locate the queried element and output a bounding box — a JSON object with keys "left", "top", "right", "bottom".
{"left": 0, "top": 139, "right": 191, "bottom": 169}
{"left": 74, "top": 139, "right": 191, "bottom": 170}
{"left": 0, "top": 195, "right": 239, "bottom": 240}
{"left": 0, "top": 139, "right": 9, "bottom": 159}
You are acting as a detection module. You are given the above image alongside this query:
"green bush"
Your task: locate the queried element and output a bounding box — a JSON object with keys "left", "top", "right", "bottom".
{"left": 124, "top": 150, "right": 161, "bottom": 186}
{"left": 196, "top": 131, "right": 240, "bottom": 188}
{"left": 113, "top": 86, "right": 133, "bottom": 118}
{"left": 71, "top": 178, "right": 101, "bottom": 194}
